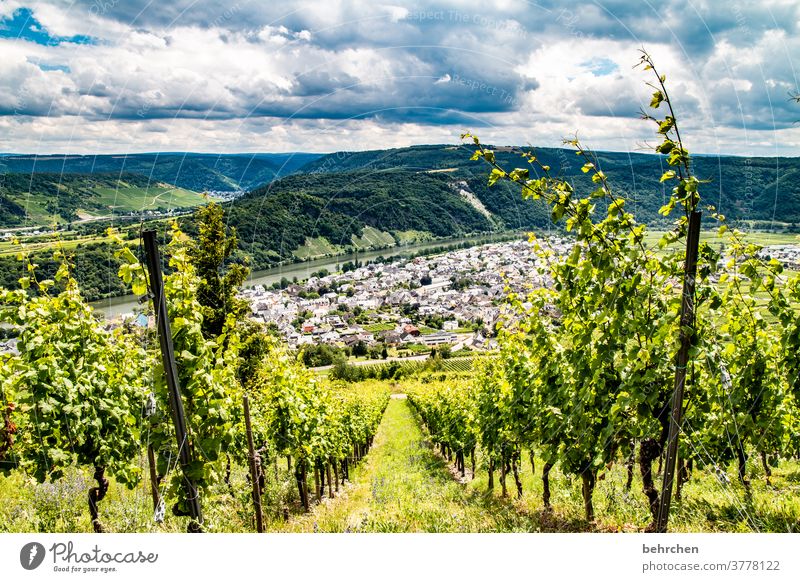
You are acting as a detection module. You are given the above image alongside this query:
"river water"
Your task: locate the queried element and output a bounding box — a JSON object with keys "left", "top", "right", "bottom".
{"left": 90, "top": 232, "right": 517, "bottom": 318}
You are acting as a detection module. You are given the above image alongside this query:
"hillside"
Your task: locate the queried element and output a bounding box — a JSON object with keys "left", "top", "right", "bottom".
{"left": 0, "top": 152, "right": 322, "bottom": 193}
{"left": 224, "top": 169, "right": 499, "bottom": 268}
{"left": 2, "top": 143, "right": 798, "bottom": 301}
{"left": 0, "top": 172, "right": 206, "bottom": 225}
{"left": 5, "top": 144, "right": 798, "bottom": 231}
{"left": 299, "top": 145, "right": 800, "bottom": 227}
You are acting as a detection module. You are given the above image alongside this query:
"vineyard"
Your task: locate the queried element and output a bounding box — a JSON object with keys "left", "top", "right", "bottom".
{"left": 0, "top": 225, "right": 389, "bottom": 532}
{"left": 330, "top": 356, "right": 477, "bottom": 381}
{"left": 409, "top": 53, "right": 800, "bottom": 532}
{"left": 1, "top": 53, "right": 800, "bottom": 533}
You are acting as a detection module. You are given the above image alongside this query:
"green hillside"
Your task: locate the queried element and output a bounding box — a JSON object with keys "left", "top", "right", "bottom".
{"left": 0, "top": 172, "right": 206, "bottom": 225}
{"left": 2, "top": 144, "right": 798, "bottom": 302}
{"left": 224, "top": 168, "right": 496, "bottom": 269}
{"left": 299, "top": 144, "right": 800, "bottom": 227}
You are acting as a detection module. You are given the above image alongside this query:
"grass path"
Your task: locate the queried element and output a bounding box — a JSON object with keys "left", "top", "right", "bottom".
{"left": 279, "top": 397, "right": 545, "bottom": 532}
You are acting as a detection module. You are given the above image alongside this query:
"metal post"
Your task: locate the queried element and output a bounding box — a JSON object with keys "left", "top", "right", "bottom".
{"left": 142, "top": 229, "right": 203, "bottom": 530}
{"left": 656, "top": 210, "right": 702, "bottom": 532}
{"left": 243, "top": 395, "right": 264, "bottom": 532}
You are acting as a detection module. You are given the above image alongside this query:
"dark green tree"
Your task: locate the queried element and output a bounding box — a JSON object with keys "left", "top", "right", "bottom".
{"left": 188, "top": 201, "right": 250, "bottom": 339}
{"left": 352, "top": 340, "right": 368, "bottom": 357}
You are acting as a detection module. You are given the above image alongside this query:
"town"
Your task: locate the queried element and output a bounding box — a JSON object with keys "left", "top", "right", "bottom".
{"left": 241, "top": 237, "right": 571, "bottom": 357}
{"left": 3, "top": 235, "right": 799, "bottom": 360}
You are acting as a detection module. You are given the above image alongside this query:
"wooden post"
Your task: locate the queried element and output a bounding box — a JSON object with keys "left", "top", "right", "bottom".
{"left": 146, "top": 444, "right": 160, "bottom": 511}
{"left": 656, "top": 210, "right": 702, "bottom": 533}
{"left": 142, "top": 229, "right": 203, "bottom": 531}
{"left": 243, "top": 395, "right": 264, "bottom": 533}
{"left": 333, "top": 460, "right": 339, "bottom": 493}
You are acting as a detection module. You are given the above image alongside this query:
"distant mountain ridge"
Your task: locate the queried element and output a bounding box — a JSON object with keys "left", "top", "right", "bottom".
{"left": 223, "top": 168, "right": 500, "bottom": 269}
{"left": 0, "top": 152, "right": 323, "bottom": 193}
{"left": 3, "top": 145, "right": 798, "bottom": 228}
{"left": 2, "top": 144, "right": 798, "bottom": 303}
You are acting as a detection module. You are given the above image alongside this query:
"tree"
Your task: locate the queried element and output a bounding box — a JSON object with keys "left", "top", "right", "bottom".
{"left": 352, "top": 340, "right": 368, "bottom": 357}
{"left": 188, "top": 201, "right": 250, "bottom": 340}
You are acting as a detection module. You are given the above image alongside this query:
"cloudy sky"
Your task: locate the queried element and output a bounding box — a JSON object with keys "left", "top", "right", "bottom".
{"left": 0, "top": 0, "right": 798, "bottom": 156}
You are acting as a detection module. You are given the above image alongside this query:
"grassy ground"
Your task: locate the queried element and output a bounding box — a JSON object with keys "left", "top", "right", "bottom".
{"left": 363, "top": 322, "right": 395, "bottom": 332}
{"left": 0, "top": 235, "right": 112, "bottom": 257}
{"left": 393, "top": 230, "right": 433, "bottom": 245}
{"left": 641, "top": 229, "right": 800, "bottom": 252}
{"left": 278, "top": 394, "right": 800, "bottom": 533}
{"left": 0, "top": 457, "right": 262, "bottom": 533}
{"left": 293, "top": 236, "right": 343, "bottom": 260}
{"left": 351, "top": 226, "right": 395, "bottom": 250}
{"left": 280, "top": 397, "right": 545, "bottom": 532}
{"left": 92, "top": 184, "right": 205, "bottom": 212}
{"left": 5, "top": 184, "right": 206, "bottom": 227}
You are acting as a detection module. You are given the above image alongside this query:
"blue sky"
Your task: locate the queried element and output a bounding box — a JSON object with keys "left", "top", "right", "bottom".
{"left": 0, "top": 0, "right": 798, "bottom": 155}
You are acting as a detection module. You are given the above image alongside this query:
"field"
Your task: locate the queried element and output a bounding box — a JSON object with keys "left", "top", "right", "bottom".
{"left": 91, "top": 183, "right": 205, "bottom": 213}
{"left": 393, "top": 229, "right": 433, "bottom": 244}
{"left": 284, "top": 395, "right": 800, "bottom": 533}
{"left": 292, "top": 236, "right": 344, "bottom": 259}
{"left": 350, "top": 226, "right": 395, "bottom": 249}
{"left": 641, "top": 228, "right": 800, "bottom": 251}
{"left": 3, "top": 179, "right": 207, "bottom": 226}
{"left": 0, "top": 234, "right": 111, "bottom": 257}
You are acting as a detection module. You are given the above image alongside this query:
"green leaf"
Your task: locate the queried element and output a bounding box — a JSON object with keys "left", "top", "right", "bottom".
{"left": 650, "top": 90, "right": 664, "bottom": 108}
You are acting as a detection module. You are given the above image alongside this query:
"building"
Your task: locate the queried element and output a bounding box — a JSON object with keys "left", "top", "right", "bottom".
{"left": 421, "top": 332, "right": 458, "bottom": 346}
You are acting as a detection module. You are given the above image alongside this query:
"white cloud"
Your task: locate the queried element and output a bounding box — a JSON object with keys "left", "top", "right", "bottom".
{"left": 0, "top": 0, "right": 797, "bottom": 155}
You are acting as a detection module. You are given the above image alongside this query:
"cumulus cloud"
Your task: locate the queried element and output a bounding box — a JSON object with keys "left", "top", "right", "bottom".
{"left": 0, "top": 0, "right": 797, "bottom": 155}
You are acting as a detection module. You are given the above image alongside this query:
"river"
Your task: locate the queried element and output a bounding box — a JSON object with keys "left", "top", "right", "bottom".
{"left": 90, "top": 232, "right": 520, "bottom": 318}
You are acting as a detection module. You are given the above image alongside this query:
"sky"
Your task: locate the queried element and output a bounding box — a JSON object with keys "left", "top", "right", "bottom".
{"left": 0, "top": 0, "right": 798, "bottom": 156}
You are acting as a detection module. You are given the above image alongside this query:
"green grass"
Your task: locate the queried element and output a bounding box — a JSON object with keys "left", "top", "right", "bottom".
{"left": 351, "top": 226, "right": 395, "bottom": 250}
{"left": 0, "top": 234, "right": 134, "bottom": 257}
{"left": 417, "top": 325, "right": 440, "bottom": 335}
{"left": 293, "top": 236, "right": 343, "bottom": 260}
{"left": 642, "top": 229, "right": 800, "bottom": 252}
{"left": 4, "top": 183, "right": 208, "bottom": 226}
{"left": 281, "top": 397, "right": 547, "bottom": 532}
{"left": 92, "top": 184, "right": 205, "bottom": 212}
{"left": 280, "top": 393, "right": 800, "bottom": 533}
{"left": 2, "top": 382, "right": 799, "bottom": 533}
{"left": 455, "top": 445, "right": 800, "bottom": 533}
{"left": 393, "top": 230, "right": 433, "bottom": 245}
{"left": 363, "top": 322, "right": 395, "bottom": 332}
{"left": 0, "top": 461, "right": 257, "bottom": 533}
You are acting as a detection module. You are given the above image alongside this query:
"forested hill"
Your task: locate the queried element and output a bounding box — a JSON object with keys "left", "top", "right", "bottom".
{"left": 3, "top": 143, "right": 798, "bottom": 303}
{"left": 297, "top": 144, "right": 800, "bottom": 226}
{"left": 224, "top": 169, "right": 502, "bottom": 268}
{"left": 0, "top": 152, "right": 322, "bottom": 193}
{"left": 221, "top": 142, "right": 800, "bottom": 269}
